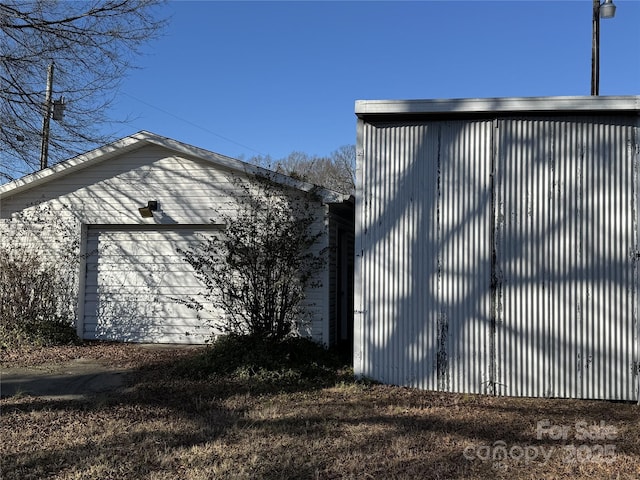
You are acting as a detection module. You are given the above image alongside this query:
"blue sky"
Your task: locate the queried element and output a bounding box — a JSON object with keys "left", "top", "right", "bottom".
{"left": 108, "top": 0, "right": 640, "bottom": 161}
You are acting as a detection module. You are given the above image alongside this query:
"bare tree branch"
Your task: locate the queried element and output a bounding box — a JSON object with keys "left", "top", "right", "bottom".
{"left": 244, "top": 146, "right": 356, "bottom": 195}
{"left": 1, "top": 0, "right": 167, "bottom": 181}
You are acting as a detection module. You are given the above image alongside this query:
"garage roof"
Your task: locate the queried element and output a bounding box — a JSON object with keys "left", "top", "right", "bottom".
{"left": 0, "top": 131, "right": 349, "bottom": 204}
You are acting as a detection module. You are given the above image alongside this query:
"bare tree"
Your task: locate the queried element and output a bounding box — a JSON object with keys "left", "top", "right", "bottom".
{"left": 0, "top": 0, "right": 167, "bottom": 181}
{"left": 327, "top": 144, "right": 356, "bottom": 195}
{"left": 271, "top": 145, "right": 356, "bottom": 195}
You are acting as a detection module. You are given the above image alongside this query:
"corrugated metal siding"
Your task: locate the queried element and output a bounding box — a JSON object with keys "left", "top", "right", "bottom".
{"left": 357, "top": 120, "right": 493, "bottom": 393}
{"left": 356, "top": 113, "right": 639, "bottom": 400}
{"left": 494, "top": 116, "right": 637, "bottom": 400}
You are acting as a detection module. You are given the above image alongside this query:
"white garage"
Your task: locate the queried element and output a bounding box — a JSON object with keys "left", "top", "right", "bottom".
{"left": 0, "top": 132, "right": 354, "bottom": 345}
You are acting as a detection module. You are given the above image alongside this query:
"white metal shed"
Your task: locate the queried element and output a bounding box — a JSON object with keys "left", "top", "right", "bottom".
{"left": 0, "top": 132, "right": 353, "bottom": 345}
{"left": 354, "top": 96, "right": 640, "bottom": 401}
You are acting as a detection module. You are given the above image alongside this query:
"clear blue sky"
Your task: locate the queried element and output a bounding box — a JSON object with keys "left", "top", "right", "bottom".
{"left": 108, "top": 0, "right": 640, "bottom": 161}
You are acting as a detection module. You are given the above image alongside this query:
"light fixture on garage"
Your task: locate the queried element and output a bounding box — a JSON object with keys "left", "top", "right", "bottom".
{"left": 138, "top": 200, "right": 158, "bottom": 218}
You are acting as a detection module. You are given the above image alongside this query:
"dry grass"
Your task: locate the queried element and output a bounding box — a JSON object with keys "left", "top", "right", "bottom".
{"left": 1, "top": 343, "right": 639, "bottom": 479}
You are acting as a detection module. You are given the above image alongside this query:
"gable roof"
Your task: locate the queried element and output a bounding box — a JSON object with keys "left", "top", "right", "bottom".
{"left": 0, "top": 131, "right": 349, "bottom": 204}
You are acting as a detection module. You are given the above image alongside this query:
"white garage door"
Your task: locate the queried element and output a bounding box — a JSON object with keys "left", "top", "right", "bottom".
{"left": 83, "top": 226, "right": 223, "bottom": 343}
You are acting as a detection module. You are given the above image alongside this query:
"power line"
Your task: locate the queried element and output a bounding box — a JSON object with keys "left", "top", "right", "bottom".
{"left": 120, "top": 91, "right": 266, "bottom": 156}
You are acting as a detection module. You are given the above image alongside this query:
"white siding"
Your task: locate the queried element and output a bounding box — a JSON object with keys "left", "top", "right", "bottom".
{"left": 1, "top": 143, "right": 331, "bottom": 345}
{"left": 1, "top": 145, "right": 249, "bottom": 225}
{"left": 83, "top": 227, "right": 222, "bottom": 343}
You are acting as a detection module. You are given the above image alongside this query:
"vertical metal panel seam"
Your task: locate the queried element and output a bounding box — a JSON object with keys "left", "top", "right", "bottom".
{"left": 490, "top": 118, "right": 499, "bottom": 395}
{"left": 353, "top": 117, "right": 366, "bottom": 378}
{"left": 629, "top": 121, "right": 640, "bottom": 405}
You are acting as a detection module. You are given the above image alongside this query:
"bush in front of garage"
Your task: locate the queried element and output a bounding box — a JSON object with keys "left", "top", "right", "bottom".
{"left": 178, "top": 175, "right": 326, "bottom": 342}
{"left": 0, "top": 249, "right": 80, "bottom": 348}
{"left": 175, "top": 334, "right": 346, "bottom": 389}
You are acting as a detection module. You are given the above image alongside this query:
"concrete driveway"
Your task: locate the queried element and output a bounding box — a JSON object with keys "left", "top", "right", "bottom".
{"left": 1, "top": 359, "right": 130, "bottom": 400}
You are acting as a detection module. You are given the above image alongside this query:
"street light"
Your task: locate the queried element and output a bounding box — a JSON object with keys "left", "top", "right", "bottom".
{"left": 592, "top": 0, "right": 617, "bottom": 96}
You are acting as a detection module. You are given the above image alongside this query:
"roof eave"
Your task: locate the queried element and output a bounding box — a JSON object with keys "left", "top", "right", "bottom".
{"left": 140, "top": 132, "right": 350, "bottom": 203}
{"left": 355, "top": 95, "right": 640, "bottom": 118}
{"left": 0, "top": 133, "right": 147, "bottom": 198}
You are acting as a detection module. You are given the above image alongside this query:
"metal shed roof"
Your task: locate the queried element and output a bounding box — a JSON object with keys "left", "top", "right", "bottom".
{"left": 355, "top": 95, "right": 640, "bottom": 118}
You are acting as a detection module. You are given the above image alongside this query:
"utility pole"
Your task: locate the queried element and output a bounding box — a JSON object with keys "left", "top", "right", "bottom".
{"left": 39, "top": 62, "right": 54, "bottom": 170}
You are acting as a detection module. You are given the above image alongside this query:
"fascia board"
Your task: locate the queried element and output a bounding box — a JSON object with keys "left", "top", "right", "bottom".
{"left": 355, "top": 96, "right": 640, "bottom": 117}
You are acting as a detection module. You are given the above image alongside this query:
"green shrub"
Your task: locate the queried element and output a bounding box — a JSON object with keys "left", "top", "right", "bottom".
{"left": 176, "top": 334, "right": 345, "bottom": 388}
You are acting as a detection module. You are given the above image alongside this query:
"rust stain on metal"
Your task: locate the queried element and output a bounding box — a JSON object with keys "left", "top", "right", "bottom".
{"left": 437, "top": 311, "right": 449, "bottom": 391}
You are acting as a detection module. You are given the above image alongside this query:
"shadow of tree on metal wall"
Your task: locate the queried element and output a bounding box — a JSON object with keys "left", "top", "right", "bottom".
{"left": 360, "top": 118, "right": 495, "bottom": 394}
{"left": 359, "top": 113, "right": 638, "bottom": 400}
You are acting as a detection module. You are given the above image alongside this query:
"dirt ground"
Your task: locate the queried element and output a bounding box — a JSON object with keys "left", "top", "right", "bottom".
{"left": 2, "top": 342, "right": 639, "bottom": 480}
